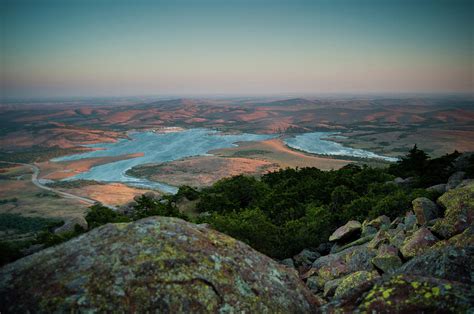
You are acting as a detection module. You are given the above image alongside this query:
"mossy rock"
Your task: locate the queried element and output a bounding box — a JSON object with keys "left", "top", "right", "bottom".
{"left": 371, "top": 245, "right": 402, "bottom": 274}
{"left": 400, "top": 227, "right": 438, "bottom": 259}
{"left": 412, "top": 197, "right": 439, "bottom": 225}
{"left": 357, "top": 274, "right": 474, "bottom": 313}
{"left": 312, "top": 244, "right": 375, "bottom": 282}
{"left": 0, "top": 217, "right": 319, "bottom": 313}
{"left": 398, "top": 245, "right": 474, "bottom": 285}
{"left": 432, "top": 182, "right": 474, "bottom": 239}
{"left": 334, "top": 271, "right": 379, "bottom": 300}
{"left": 432, "top": 225, "right": 474, "bottom": 249}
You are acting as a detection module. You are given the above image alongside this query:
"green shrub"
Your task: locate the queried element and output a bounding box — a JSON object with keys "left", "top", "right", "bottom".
{"left": 85, "top": 204, "right": 130, "bottom": 229}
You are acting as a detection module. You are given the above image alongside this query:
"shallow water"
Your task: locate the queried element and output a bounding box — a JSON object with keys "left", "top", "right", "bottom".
{"left": 53, "top": 129, "right": 276, "bottom": 193}
{"left": 284, "top": 132, "right": 398, "bottom": 162}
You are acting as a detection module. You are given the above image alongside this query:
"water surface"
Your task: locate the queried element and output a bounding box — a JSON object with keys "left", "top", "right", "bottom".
{"left": 285, "top": 132, "right": 397, "bottom": 162}
{"left": 53, "top": 129, "right": 275, "bottom": 193}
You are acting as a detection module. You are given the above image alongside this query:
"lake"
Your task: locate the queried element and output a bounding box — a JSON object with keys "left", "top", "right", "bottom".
{"left": 284, "top": 132, "right": 398, "bottom": 162}
{"left": 53, "top": 129, "right": 397, "bottom": 194}
{"left": 53, "top": 129, "right": 276, "bottom": 193}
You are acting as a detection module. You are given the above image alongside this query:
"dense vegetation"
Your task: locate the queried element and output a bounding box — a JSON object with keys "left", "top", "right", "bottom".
{"left": 184, "top": 146, "right": 466, "bottom": 258}
{"left": 0, "top": 213, "right": 64, "bottom": 265}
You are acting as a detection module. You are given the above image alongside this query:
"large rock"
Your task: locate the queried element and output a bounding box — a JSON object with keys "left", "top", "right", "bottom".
{"left": 432, "top": 225, "right": 474, "bottom": 249}
{"left": 333, "top": 271, "right": 379, "bottom": 300}
{"left": 400, "top": 226, "right": 474, "bottom": 284}
{"left": 398, "top": 245, "right": 474, "bottom": 284}
{"left": 346, "top": 275, "right": 474, "bottom": 313}
{"left": 0, "top": 217, "right": 319, "bottom": 313}
{"left": 400, "top": 227, "right": 438, "bottom": 259}
{"left": 446, "top": 171, "right": 466, "bottom": 190}
{"left": 371, "top": 244, "right": 402, "bottom": 274}
{"left": 412, "top": 197, "right": 439, "bottom": 225}
{"left": 329, "top": 220, "right": 361, "bottom": 242}
{"left": 432, "top": 182, "right": 474, "bottom": 239}
{"left": 312, "top": 244, "right": 375, "bottom": 281}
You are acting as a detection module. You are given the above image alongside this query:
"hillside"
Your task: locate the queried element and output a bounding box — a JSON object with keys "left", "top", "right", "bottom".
{"left": 1, "top": 147, "right": 473, "bottom": 312}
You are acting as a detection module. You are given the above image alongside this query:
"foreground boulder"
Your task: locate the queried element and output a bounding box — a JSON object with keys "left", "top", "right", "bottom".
{"left": 0, "top": 217, "right": 319, "bottom": 313}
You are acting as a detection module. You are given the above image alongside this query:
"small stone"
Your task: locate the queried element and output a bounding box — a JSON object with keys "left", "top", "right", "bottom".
{"left": 316, "top": 242, "right": 332, "bottom": 255}
{"left": 293, "top": 249, "right": 320, "bottom": 267}
{"left": 306, "top": 276, "right": 323, "bottom": 293}
{"left": 329, "top": 220, "right": 361, "bottom": 242}
{"left": 361, "top": 224, "right": 378, "bottom": 237}
{"left": 389, "top": 217, "right": 402, "bottom": 228}
{"left": 388, "top": 229, "right": 406, "bottom": 249}
{"left": 323, "top": 278, "right": 342, "bottom": 298}
{"left": 426, "top": 184, "right": 446, "bottom": 194}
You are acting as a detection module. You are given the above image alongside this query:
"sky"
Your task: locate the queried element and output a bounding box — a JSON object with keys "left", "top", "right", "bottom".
{"left": 1, "top": 0, "right": 473, "bottom": 98}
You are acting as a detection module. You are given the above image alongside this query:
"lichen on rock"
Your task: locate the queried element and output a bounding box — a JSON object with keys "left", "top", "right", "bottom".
{"left": 0, "top": 217, "right": 319, "bottom": 313}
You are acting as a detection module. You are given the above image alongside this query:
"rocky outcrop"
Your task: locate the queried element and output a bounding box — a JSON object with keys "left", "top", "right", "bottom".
{"left": 299, "top": 181, "right": 474, "bottom": 309}
{"left": 0, "top": 217, "right": 319, "bottom": 313}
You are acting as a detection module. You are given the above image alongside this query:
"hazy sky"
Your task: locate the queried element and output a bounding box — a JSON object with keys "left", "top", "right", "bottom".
{"left": 1, "top": 0, "right": 473, "bottom": 97}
